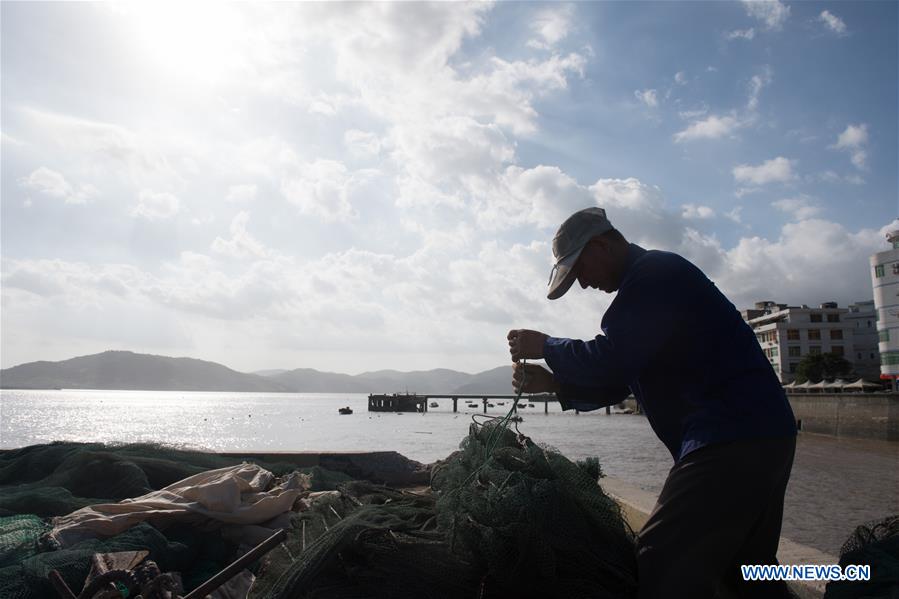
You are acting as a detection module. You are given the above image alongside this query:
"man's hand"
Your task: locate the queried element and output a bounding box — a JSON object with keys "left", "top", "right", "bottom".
{"left": 512, "top": 362, "right": 559, "bottom": 394}
{"left": 507, "top": 329, "right": 549, "bottom": 362}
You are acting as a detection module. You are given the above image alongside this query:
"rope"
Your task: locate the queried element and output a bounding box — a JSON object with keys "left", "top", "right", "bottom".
{"left": 453, "top": 360, "right": 529, "bottom": 491}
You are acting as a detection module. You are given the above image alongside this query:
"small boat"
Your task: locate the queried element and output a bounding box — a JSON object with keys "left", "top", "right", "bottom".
{"left": 510, "top": 415, "right": 523, "bottom": 423}
{"left": 497, "top": 402, "right": 505, "bottom": 406}
{"left": 338, "top": 407, "right": 353, "bottom": 415}
{"left": 429, "top": 402, "right": 439, "bottom": 408}
{"left": 487, "top": 403, "right": 495, "bottom": 408}
{"left": 517, "top": 403, "right": 526, "bottom": 408}
{"left": 528, "top": 404, "right": 535, "bottom": 408}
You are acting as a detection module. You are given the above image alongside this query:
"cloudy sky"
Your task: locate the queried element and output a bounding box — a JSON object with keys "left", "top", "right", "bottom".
{"left": 1, "top": 1, "right": 896, "bottom": 374}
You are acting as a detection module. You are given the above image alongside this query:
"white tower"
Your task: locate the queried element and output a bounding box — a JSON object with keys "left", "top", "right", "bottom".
{"left": 871, "top": 219, "right": 899, "bottom": 389}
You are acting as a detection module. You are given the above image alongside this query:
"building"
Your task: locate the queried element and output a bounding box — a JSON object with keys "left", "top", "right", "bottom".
{"left": 870, "top": 220, "right": 899, "bottom": 389}
{"left": 741, "top": 301, "right": 856, "bottom": 383}
{"left": 843, "top": 300, "right": 880, "bottom": 380}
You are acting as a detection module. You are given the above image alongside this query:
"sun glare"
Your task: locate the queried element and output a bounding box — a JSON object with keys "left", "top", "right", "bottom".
{"left": 122, "top": 2, "right": 245, "bottom": 86}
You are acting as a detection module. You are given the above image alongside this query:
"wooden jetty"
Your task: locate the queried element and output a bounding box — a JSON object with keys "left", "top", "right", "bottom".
{"left": 368, "top": 393, "right": 558, "bottom": 414}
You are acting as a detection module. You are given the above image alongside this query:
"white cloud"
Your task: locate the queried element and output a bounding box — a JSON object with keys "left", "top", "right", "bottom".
{"left": 211, "top": 212, "right": 270, "bottom": 259}
{"left": 726, "top": 28, "right": 756, "bottom": 41}
{"left": 132, "top": 189, "right": 180, "bottom": 220}
{"left": 225, "top": 184, "right": 258, "bottom": 203}
{"left": 19, "top": 108, "right": 181, "bottom": 187}
{"left": 747, "top": 66, "right": 773, "bottom": 111}
{"left": 819, "top": 10, "right": 847, "bottom": 35}
{"left": 678, "top": 106, "right": 709, "bottom": 120}
{"left": 344, "top": 129, "right": 382, "bottom": 158}
{"left": 673, "top": 114, "right": 740, "bottom": 142}
{"left": 724, "top": 206, "right": 743, "bottom": 224}
{"left": 732, "top": 156, "right": 796, "bottom": 185}
{"left": 714, "top": 219, "right": 885, "bottom": 309}
{"left": 527, "top": 5, "right": 575, "bottom": 50}
{"left": 681, "top": 204, "right": 715, "bottom": 219}
{"left": 674, "top": 71, "right": 687, "bottom": 85}
{"left": 771, "top": 195, "right": 821, "bottom": 220}
{"left": 466, "top": 164, "right": 593, "bottom": 230}
{"left": 742, "top": 0, "right": 790, "bottom": 31}
{"left": 808, "top": 170, "right": 866, "bottom": 186}
{"left": 280, "top": 159, "right": 363, "bottom": 221}
{"left": 20, "top": 167, "right": 98, "bottom": 204}
{"left": 735, "top": 187, "right": 762, "bottom": 199}
{"left": 831, "top": 123, "right": 869, "bottom": 170}
{"left": 634, "top": 89, "right": 659, "bottom": 108}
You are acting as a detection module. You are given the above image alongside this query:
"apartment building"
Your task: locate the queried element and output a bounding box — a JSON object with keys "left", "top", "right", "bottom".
{"left": 844, "top": 300, "right": 880, "bottom": 380}
{"left": 741, "top": 301, "right": 856, "bottom": 383}
{"left": 870, "top": 220, "right": 899, "bottom": 388}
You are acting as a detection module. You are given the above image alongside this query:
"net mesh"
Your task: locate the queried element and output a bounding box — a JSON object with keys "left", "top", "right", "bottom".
{"left": 1, "top": 428, "right": 640, "bottom": 598}
{"left": 823, "top": 515, "right": 899, "bottom": 599}
{"left": 249, "top": 422, "right": 638, "bottom": 599}
{"left": 0, "top": 441, "right": 351, "bottom": 598}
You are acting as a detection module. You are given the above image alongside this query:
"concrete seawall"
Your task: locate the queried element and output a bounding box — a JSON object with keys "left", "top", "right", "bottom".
{"left": 625, "top": 393, "right": 899, "bottom": 442}
{"left": 786, "top": 392, "right": 899, "bottom": 441}
{"left": 602, "top": 476, "right": 833, "bottom": 598}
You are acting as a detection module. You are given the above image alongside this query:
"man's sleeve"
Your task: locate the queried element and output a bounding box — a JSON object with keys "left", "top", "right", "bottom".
{"left": 543, "top": 255, "right": 688, "bottom": 390}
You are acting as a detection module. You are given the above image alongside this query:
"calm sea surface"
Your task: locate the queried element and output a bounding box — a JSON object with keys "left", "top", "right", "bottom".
{"left": 1, "top": 389, "right": 896, "bottom": 555}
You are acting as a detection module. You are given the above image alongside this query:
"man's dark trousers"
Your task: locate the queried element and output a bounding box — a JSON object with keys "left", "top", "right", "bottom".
{"left": 635, "top": 435, "right": 797, "bottom": 599}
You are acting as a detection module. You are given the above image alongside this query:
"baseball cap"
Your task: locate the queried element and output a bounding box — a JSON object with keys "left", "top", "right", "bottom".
{"left": 547, "top": 207, "right": 614, "bottom": 300}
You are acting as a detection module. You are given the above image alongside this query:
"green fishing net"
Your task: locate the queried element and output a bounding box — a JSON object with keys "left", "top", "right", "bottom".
{"left": 0, "top": 427, "right": 639, "bottom": 599}
{"left": 0, "top": 442, "right": 352, "bottom": 598}
{"left": 250, "top": 422, "right": 637, "bottom": 599}
{"left": 823, "top": 515, "right": 899, "bottom": 599}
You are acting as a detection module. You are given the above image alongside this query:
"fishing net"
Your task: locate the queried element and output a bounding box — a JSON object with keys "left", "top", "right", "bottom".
{"left": 0, "top": 442, "right": 353, "bottom": 598}
{"left": 0, "top": 421, "right": 638, "bottom": 599}
{"left": 0, "top": 442, "right": 352, "bottom": 518}
{"left": 249, "top": 421, "right": 638, "bottom": 599}
{"left": 823, "top": 515, "right": 899, "bottom": 599}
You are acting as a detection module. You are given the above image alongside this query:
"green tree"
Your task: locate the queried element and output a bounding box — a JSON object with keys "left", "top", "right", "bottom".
{"left": 794, "top": 352, "right": 854, "bottom": 384}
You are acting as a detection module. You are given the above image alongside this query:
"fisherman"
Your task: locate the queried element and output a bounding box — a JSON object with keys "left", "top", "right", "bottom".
{"left": 507, "top": 207, "right": 797, "bottom": 599}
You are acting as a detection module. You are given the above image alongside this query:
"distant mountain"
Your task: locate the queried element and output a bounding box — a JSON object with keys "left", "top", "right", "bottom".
{"left": 356, "top": 368, "right": 473, "bottom": 394}
{"left": 0, "top": 350, "right": 288, "bottom": 392}
{"left": 253, "top": 369, "right": 288, "bottom": 377}
{"left": 0, "top": 351, "right": 515, "bottom": 394}
{"left": 269, "top": 368, "right": 370, "bottom": 392}
{"left": 451, "top": 365, "right": 514, "bottom": 394}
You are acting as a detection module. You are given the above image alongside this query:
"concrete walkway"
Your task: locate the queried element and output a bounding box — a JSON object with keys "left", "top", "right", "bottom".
{"left": 602, "top": 476, "right": 834, "bottom": 598}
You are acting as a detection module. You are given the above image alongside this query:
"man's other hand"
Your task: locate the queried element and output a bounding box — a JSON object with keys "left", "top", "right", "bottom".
{"left": 512, "top": 362, "right": 559, "bottom": 394}
{"left": 507, "top": 329, "right": 549, "bottom": 362}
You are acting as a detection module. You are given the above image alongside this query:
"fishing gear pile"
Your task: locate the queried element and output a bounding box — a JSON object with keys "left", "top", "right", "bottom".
{"left": 0, "top": 427, "right": 638, "bottom": 598}
{"left": 249, "top": 421, "right": 637, "bottom": 598}
{"left": 823, "top": 515, "right": 899, "bottom": 599}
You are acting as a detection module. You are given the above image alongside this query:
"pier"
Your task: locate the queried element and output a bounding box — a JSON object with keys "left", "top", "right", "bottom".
{"left": 368, "top": 393, "right": 564, "bottom": 414}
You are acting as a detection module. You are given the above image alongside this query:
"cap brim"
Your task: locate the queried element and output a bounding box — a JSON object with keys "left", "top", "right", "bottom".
{"left": 547, "top": 247, "right": 583, "bottom": 300}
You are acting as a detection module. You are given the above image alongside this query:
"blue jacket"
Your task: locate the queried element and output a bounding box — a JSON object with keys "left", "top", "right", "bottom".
{"left": 542, "top": 243, "right": 797, "bottom": 462}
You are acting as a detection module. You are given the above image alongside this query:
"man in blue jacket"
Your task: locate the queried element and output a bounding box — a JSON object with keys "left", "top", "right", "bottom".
{"left": 508, "top": 207, "right": 797, "bottom": 599}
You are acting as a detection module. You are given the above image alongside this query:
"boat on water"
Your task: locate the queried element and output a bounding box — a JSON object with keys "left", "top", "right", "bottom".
{"left": 517, "top": 403, "right": 526, "bottom": 408}
{"left": 429, "top": 402, "right": 439, "bottom": 408}
{"left": 338, "top": 406, "right": 353, "bottom": 415}
{"left": 528, "top": 404, "right": 535, "bottom": 408}
{"left": 510, "top": 415, "right": 523, "bottom": 423}
{"left": 497, "top": 402, "right": 505, "bottom": 406}
{"left": 487, "top": 403, "right": 495, "bottom": 408}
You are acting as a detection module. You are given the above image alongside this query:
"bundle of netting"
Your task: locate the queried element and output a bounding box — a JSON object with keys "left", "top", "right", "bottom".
{"left": 823, "top": 514, "right": 899, "bottom": 599}
{"left": 0, "top": 442, "right": 352, "bottom": 599}
{"left": 431, "top": 421, "right": 637, "bottom": 599}
{"left": 251, "top": 422, "right": 637, "bottom": 599}
{"left": 249, "top": 481, "right": 480, "bottom": 599}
